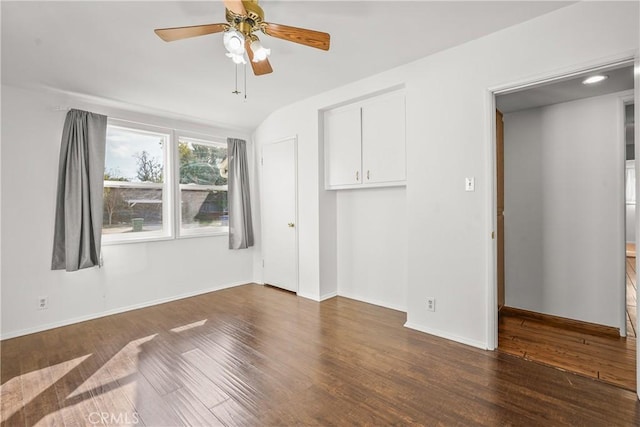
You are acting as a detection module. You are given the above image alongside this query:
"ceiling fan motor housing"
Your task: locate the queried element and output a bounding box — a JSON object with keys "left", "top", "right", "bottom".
{"left": 226, "top": 0, "right": 264, "bottom": 36}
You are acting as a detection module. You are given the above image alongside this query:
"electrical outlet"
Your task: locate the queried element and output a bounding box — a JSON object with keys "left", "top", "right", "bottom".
{"left": 427, "top": 297, "right": 436, "bottom": 312}
{"left": 38, "top": 296, "right": 48, "bottom": 310}
{"left": 465, "top": 177, "right": 475, "bottom": 192}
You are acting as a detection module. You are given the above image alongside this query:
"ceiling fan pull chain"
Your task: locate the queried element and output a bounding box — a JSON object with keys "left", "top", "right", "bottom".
{"left": 232, "top": 64, "right": 240, "bottom": 95}
{"left": 244, "top": 62, "right": 248, "bottom": 102}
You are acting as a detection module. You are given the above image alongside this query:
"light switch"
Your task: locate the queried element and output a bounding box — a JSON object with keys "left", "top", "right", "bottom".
{"left": 465, "top": 177, "right": 475, "bottom": 192}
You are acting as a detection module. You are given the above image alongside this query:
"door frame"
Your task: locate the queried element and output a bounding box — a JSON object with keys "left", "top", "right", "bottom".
{"left": 260, "top": 135, "right": 299, "bottom": 293}
{"left": 621, "top": 94, "right": 635, "bottom": 337}
{"left": 484, "top": 54, "right": 638, "bottom": 354}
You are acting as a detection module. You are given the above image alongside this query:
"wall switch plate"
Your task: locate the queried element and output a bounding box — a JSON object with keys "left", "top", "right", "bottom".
{"left": 465, "top": 177, "right": 475, "bottom": 192}
{"left": 38, "top": 296, "right": 48, "bottom": 310}
{"left": 427, "top": 298, "right": 436, "bottom": 312}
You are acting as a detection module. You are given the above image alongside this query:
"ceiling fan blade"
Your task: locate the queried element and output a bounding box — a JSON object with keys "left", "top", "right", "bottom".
{"left": 262, "top": 22, "right": 330, "bottom": 51}
{"left": 224, "top": 0, "right": 247, "bottom": 16}
{"left": 155, "top": 23, "right": 228, "bottom": 42}
{"left": 245, "top": 39, "right": 273, "bottom": 76}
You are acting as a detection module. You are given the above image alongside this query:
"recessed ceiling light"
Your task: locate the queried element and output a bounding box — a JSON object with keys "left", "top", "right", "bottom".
{"left": 582, "top": 75, "right": 609, "bottom": 85}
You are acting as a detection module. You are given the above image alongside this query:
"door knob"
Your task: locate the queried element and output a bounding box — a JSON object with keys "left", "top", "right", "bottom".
{"left": 288, "top": 223, "right": 295, "bottom": 228}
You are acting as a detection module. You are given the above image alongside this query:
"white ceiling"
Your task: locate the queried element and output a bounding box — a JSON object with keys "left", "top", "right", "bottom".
{"left": 2, "top": 1, "right": 573, "bottom": 130}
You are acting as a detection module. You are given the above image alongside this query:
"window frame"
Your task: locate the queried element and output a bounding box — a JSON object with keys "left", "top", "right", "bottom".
{"left": 174, "top": 132, "right": 229, "bottom": 238}
{"left": 101, "top": 119, "right": 234, "bottom": 245}
{"left": 102, "top": 120, "right": 174, "bottom": 245}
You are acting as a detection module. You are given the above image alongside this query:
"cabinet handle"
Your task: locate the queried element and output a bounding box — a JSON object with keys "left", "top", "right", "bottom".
{"left": 367, "top": 170, "right": 370, "bottom": 180}
{"left": 356, "top": 171, "right": 359, "bottom": 181}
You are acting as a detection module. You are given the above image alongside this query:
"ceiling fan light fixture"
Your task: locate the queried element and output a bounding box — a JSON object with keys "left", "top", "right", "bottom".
{"left": 223, "top": 29, "right": 245, "bottom": 55}
{"left": 226, "top": 52, "right": 247, "bottom": 65}
{"left": 250, "top": 40, "right": 271, "bottom": 62}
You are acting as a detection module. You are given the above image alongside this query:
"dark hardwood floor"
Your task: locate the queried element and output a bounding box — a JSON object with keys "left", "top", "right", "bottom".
{"left": 499, "top": 257, "right": 638, "bottom": 392}
{"left": 627, "top": 256, "right": 638, "bottom": 337}
{"left": 2, "top": 284, "right": 640, "bottom": 426}
{"left": 499, "top": 307, "right": 636, "bottom": 391}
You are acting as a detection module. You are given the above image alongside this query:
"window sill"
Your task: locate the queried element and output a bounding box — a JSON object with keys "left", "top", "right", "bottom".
{"left": 101, "top": 231, "right": 229, "bottom": 246}
{"left": 102, "top": 234, "right": 174, "bottom": 246}
{"left": 178, "top": 229, "right": 229, "bottom": 239}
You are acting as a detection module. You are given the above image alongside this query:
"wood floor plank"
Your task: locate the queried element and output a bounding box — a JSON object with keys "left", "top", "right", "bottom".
{"left": 3, "top": 284, "right": 640, "bottom": 425}
{"left": 499, "top": 308, "right": 636, "bottom": 391}
{"left": 164, "top": 386, "right": 224, "bottom": 426}
{"left": 627, "top": 256, "right": 637, "bottom": 337}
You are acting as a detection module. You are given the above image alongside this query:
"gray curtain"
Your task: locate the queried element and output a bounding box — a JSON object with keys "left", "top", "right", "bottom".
{"left": 227, "top": 138, "right": 254, "bottom": 249}
{"left": 51, "top": 109, "right": 107, "bottom": 271}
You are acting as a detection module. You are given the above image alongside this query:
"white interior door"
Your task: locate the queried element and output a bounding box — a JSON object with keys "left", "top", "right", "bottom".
{"left": 262, "top": 138, "right": 298, "bottom": 292}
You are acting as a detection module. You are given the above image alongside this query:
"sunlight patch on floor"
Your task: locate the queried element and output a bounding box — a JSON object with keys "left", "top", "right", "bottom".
{"left": 66, "top": 334, "right": 157, "bottom": 400}
{"left": 0, "top": 354, "right": 91, "bottom": 423}
{"left": 170, "top": 319, "right": 207, "bottom": 333}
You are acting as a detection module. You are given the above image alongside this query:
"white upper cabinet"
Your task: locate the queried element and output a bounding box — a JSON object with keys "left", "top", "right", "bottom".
{"left": 324, "top": 105, "right": 362, "bottom": 187}
{"left": 361, "top": 91, "right": 406, "bottom": 185}
{"left": 324, "top": 89, "right": 406, "bottom": 190}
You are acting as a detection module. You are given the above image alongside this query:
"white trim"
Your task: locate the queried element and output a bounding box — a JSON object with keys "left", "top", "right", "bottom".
{"left": 104, "top": 181, "right": 164, "bottom": 189}
{"left": 0, "top": 281, "right": 250, "bottom": 340}
{"left": 485, "top": 88, "right": 498, "bottom": 351}
{"left": 404, "top": 322, "right": 487, "bottom": 350}
{"left": 175, "top": 132, "right": 229, "bottom": 239}
{"left": 337, "top": 291, "right": 407, "bottom": 313}
{"left": 326, "top": 181, "right": 407, "bottom": 191}
{"left": 180, "top": 184, "right": 228, "bottom": 191}
{"left": 634, "top": 55, "right": 640, "bottom": 402}
{"left": 320, "top": 291, "right": 338, "bottom": 301}
{"left": 489, "top": 54, "right": 636, "bottom": 95}
{"left": 103, "top": 121, "right": 174, "bottom": 244}
{"left": 620, "top": 93, "right": 635, "bottom": 337}
{"left": 486, "top": 53, "right": 638, "bottom": 354}
{"left": 297, "top": 292, "right": 320, "bottom": 302}
{"left": 178, "top": 228, "right": 229, "bottom": 239}
{"left": 102, "top": 233, "right": 173, "bottom": 246}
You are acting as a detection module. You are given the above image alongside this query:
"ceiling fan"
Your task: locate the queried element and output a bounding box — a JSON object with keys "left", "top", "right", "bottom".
{"left": 154, "top": 0, "right": 330, "bottom": 76}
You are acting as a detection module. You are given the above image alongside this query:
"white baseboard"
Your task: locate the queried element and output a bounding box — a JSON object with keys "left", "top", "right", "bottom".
{"left": 403, "top": 321, "right": 488, "bottom": 350}
{"left": 337, "top": 291, "right": 407, "bottom": 312}
{"left": 320, "top": 291, "right": 338, "bottom": 301}
{"left": 297, "top": 292, "right": 320, "bottom": 302}
{"left": 0, "top": 281, "right": 250, "bottom": 340}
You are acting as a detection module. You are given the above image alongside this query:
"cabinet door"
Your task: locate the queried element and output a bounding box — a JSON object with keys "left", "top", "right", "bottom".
{"left": 324, "top": 105, "right": 362, "bottom": 187}
{"left": 361, "top": 91, "right": 406, "bottom": 184}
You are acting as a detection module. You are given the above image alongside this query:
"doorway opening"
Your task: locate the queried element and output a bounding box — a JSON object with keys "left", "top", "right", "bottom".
{"left": 625, "top": 102, "right": 636, "bottom": 338}
{"left": 494, "top": 61, "right": 636, "bottom": 391}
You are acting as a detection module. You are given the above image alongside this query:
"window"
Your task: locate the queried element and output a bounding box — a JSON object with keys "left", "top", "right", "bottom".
{"left": 102, "top": 121, "right": 229, "bottom": 244}
{"left": 178, "top": 136, "right": 229, "bottom": 236}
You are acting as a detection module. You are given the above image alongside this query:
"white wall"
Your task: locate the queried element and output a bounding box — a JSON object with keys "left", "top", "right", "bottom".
{"left": 504, "top": 91, "right": 631, "bottom": 327}
{"left": 253, "top": 1, "right": 638, "bottom": 349}
{"left": 336, "top": 187, "right": 407, "bottom": 311}
{"left": 502, "top": 107, "right": 544, "bottom": 317}
{"left": 0, "top": 85, "right": 255, "bottom": 339}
